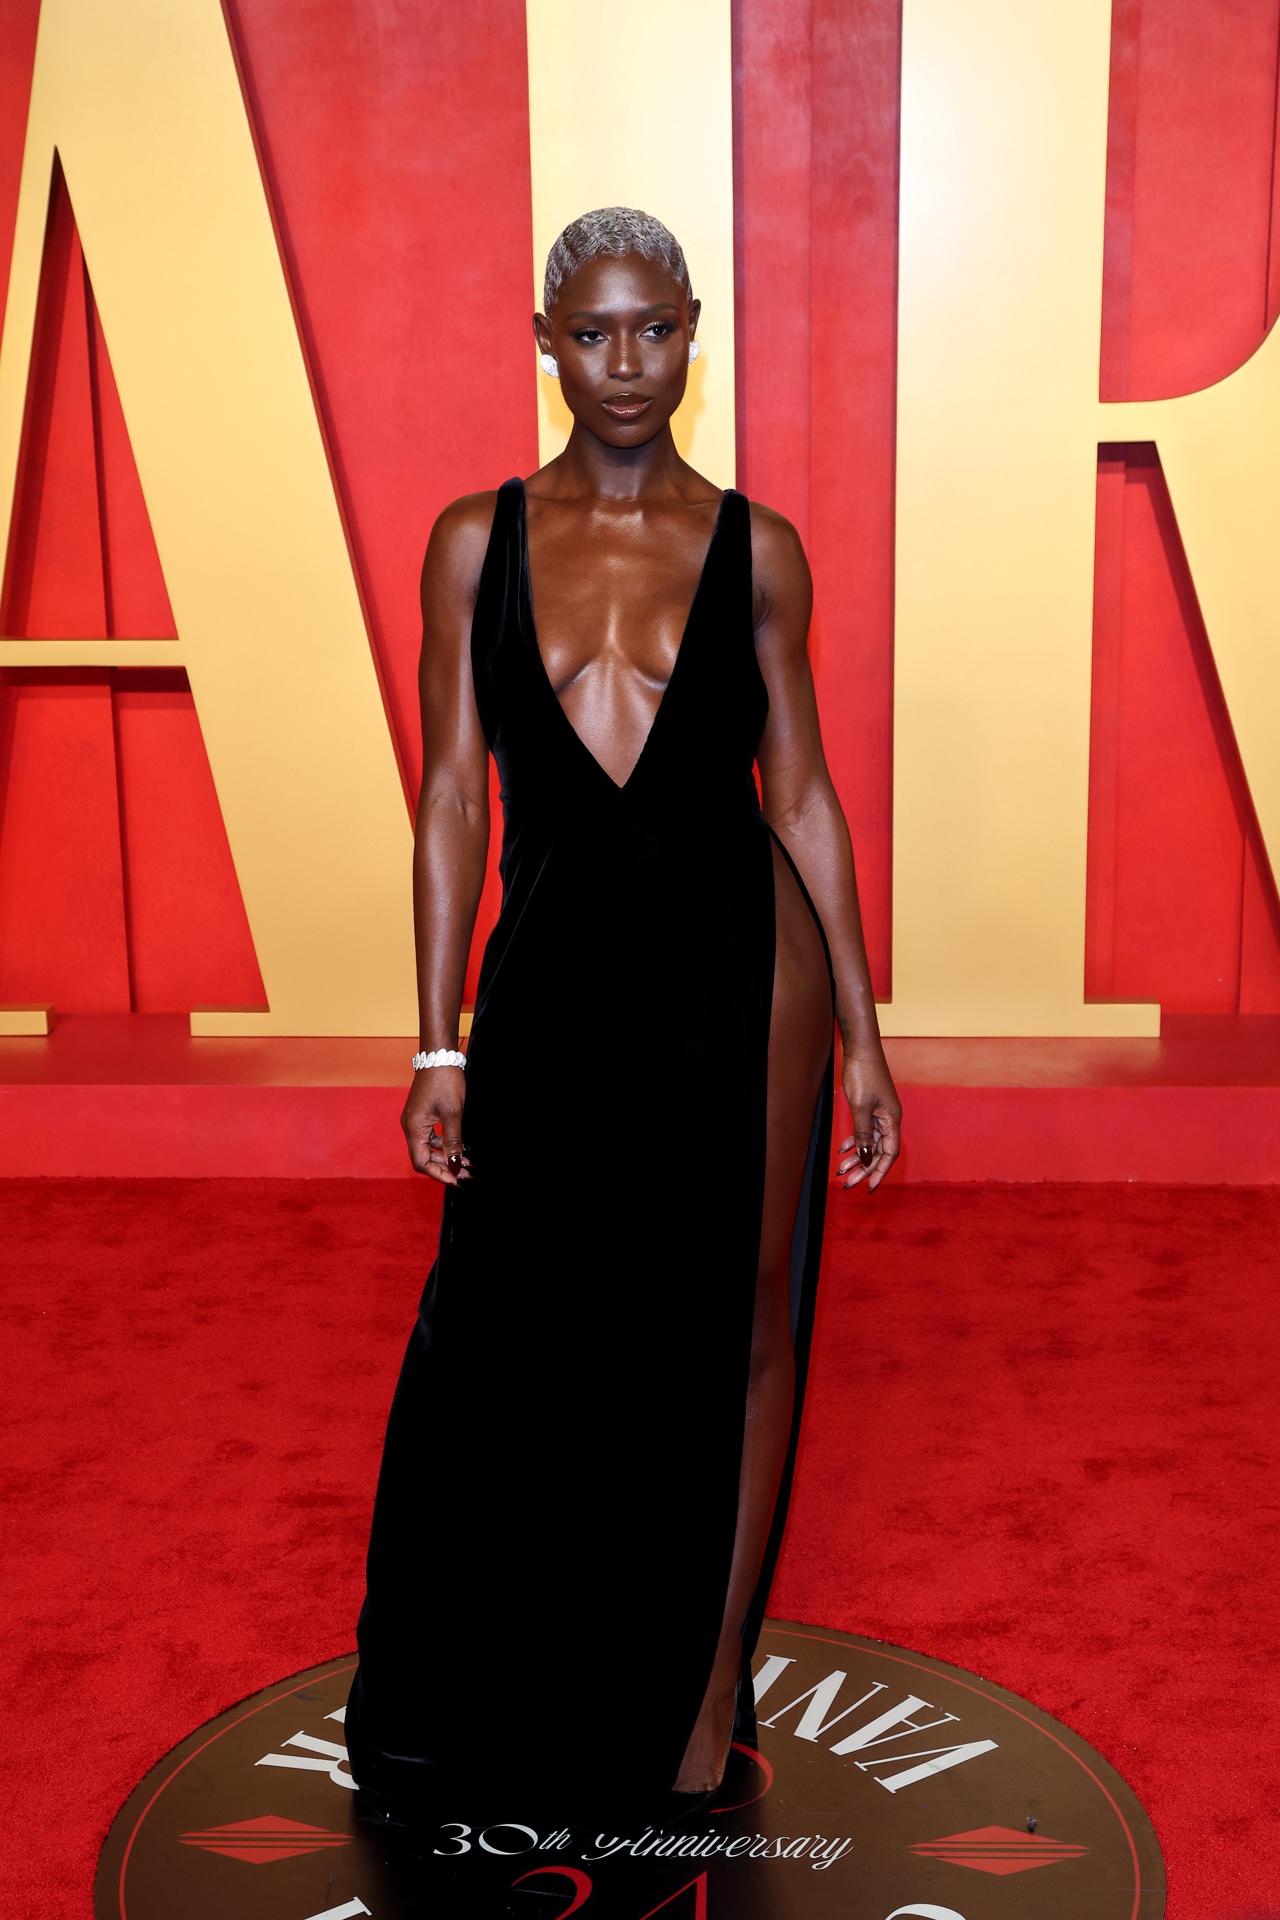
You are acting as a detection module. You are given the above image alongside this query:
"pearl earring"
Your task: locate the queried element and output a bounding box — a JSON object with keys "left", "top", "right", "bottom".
{"left": 539, "top": 352, "right": 559, "bottom": 378}
{"left": 688, "top": 341, "right": 701, "bottom": 361}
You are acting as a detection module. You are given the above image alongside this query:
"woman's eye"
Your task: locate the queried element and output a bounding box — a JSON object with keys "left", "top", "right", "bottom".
{"left": 570, "top": 324, "right": 675, "bottom": 344}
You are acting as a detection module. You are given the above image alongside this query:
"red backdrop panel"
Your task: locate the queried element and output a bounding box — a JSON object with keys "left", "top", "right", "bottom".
{"left": 1091, "top": 0, "right": 1280, "bottom": 1011}
{"left": 0, "top": 0, "right": 535, "bottom": 1013}
{"left": 0, "top": 0, "right": 1277, "bottom": 1023}
{"left": 735, "top": 0, "right": 900, "bottom": 1000}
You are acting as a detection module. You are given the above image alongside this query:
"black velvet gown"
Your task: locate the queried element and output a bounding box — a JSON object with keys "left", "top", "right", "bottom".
{"left": 344, "top": 476, "right": 836, "bottom": 1813}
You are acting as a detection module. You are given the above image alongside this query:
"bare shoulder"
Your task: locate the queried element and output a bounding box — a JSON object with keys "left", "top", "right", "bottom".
{"left": 742, "top": 495, "right": 812, "bottom": 632}
{"left": 421, "top": 485, "right": 506, "bottom": 593}
{"left": 417, "top": 487, "right": 511, "bottom": 641}
{"left": 743, "top": 494, "right": 809, "bottom": 573}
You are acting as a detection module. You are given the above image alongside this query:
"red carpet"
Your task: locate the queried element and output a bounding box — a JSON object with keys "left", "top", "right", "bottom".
{"left": 4, "top": 1176, "right": 1277, "bottom": 1916}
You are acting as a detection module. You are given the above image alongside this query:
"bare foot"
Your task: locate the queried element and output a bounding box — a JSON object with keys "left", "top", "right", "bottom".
{"left": 672, "top": 1661, "right": 739, "bottom": 1793}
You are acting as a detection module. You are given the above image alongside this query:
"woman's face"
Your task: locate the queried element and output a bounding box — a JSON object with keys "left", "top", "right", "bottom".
{"left": 534, "top": 250, "right": 700, "bottom": 446}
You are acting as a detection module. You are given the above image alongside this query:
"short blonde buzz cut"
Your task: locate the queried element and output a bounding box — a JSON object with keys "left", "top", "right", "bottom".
{"left": 542, "top": 206, "right": 694, "bottom": 319}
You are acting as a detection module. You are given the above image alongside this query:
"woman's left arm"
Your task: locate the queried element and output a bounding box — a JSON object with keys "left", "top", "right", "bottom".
{"left": 750, "top": 501, "right": 902, "bottom": 1190}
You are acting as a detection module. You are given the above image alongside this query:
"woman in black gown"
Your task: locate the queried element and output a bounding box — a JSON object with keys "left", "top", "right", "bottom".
{"left": 344, "top": 206, "right": 901, "bottom": 1822}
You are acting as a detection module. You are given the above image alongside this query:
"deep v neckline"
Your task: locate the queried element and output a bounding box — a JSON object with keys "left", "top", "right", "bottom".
{"left": 517, "top": 477, "right": 733, "bottom": 795}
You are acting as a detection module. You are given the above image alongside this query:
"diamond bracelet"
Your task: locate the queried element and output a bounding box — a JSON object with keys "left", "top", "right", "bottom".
{"left": 412, "top": 1048, "right": 467, "bottom": 1071}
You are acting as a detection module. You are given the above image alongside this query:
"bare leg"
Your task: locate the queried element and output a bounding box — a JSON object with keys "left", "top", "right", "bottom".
{"left": 672, "top": 836, "right": 832, "bottom": 1791}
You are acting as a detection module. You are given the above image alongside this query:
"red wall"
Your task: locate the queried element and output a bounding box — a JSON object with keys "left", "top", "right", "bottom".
{"left": 1, "top": 0, "right": 1276, "bottom": 1023}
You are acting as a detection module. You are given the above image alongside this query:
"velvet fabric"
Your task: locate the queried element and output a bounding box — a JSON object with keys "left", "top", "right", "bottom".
{"left": 344, "top": 477, "right": 836, "bottom": 1810}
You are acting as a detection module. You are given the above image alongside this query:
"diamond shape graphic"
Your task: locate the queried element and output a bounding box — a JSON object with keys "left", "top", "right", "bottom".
{"left": 910, "top": 1823, "right": 1089, "bottom": 1876}
{"left": 178, "top": 1814, "right": 351, "bottom": 1864}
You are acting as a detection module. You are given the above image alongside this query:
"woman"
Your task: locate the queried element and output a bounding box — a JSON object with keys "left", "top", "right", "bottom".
{"left": 344, "top": 207, "right": 901, "bottom": 1824}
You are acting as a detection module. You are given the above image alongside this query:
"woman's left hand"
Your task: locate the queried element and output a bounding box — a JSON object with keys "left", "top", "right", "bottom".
{"left": 837, "top": 1044, "right": 902, "bottom": 1190}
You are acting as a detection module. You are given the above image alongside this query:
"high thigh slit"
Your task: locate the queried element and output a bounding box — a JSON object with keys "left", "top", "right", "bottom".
{"left": 676, "top": 825, "right": 836, "bottom": 1777}
{"left": 729, "top": 826, "right": 837, "bottom": 1730}
{"left": 344, "top": 477, "right": 838, "bottom": 1816}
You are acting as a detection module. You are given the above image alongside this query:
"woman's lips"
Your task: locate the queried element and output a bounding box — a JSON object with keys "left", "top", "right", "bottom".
{"left": 601, "top": 396, "right": 652, "bottom": 421}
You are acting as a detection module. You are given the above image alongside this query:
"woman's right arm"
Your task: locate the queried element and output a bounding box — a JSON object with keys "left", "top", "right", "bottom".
{"left": 402, "top": 490, "right": 497, "bottom": 1186}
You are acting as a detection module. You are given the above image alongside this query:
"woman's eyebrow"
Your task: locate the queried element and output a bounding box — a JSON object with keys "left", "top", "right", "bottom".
{"left": 562, "top": 302, "right": 681, "bottom": 322}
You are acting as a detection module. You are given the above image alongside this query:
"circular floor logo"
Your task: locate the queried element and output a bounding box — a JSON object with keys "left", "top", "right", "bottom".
{"left": 96, "top": 1620, "right": 1164, "bottom": 1918}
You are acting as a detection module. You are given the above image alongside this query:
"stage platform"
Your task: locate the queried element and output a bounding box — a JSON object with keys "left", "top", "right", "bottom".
{"left": 0, "top": 1010, "right": 1276, "bottom": 1181}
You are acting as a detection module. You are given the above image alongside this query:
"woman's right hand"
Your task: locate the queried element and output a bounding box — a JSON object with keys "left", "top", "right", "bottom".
{"left": 402, "top": 1064, "right": 471, "bottom": 1184}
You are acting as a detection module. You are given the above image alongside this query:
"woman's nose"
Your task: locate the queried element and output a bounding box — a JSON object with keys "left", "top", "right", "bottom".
{"left": 607, "top": 336, "right": 642, "bottom": 379}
